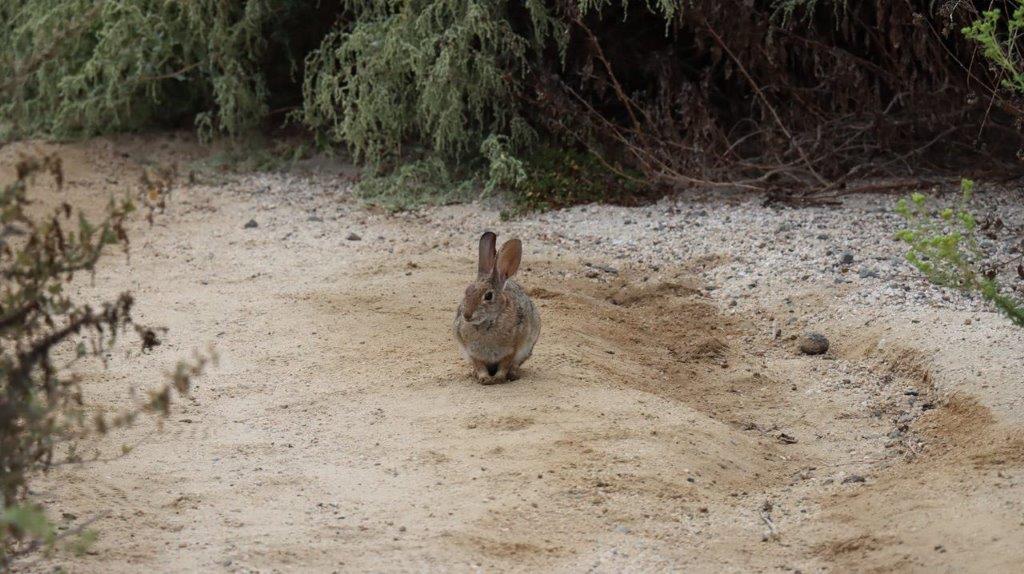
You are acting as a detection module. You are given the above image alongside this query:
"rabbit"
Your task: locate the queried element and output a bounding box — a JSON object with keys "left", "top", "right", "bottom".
{"left": 454, "top": 231, "right": 541, "bottom": 384}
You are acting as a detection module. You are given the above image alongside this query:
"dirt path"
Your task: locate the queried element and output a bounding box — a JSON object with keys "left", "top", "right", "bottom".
{"left": 7, "top": 138, "right": 1024, "bottom": 573}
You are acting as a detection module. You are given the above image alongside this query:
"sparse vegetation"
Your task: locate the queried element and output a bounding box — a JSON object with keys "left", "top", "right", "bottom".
{"left": 192, "top": 137, "right": 315, "bottom": 175}
{"left": 354, "top": 157, "right": 476, "bottom": 212}
{"left": 0, "top": 156, "right": 212, "bottom": 562}
{"left": 896, "top": 180, "right": 1024, "bottom": 326}
{"left": 963, "top": 5, "right": 1024, "bottom": 95}
{"left": 501, "top": 147, "right": 647, "bottom": 216}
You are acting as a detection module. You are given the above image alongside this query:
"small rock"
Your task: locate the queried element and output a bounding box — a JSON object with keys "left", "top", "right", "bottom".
{"left": 585, "top": 262, "right": 618, "bottom": 275}
{"left": 839, "top": 252, "right": 854, "bottom": 265}
{"left": 776, "top": 432, "right": 798, "bottom": 445}
{"left": 243, "top": 219, "right": 258, "bottom": 229}
{"left": 842, "top": 474, "right": 866, "bottom": 484}
{"left": 858, "top": 267, "right": 879, "bottom": 279}
{"left": 346, "top": 232, "right": 362, "bottom": 241}
{"left": 798, "top": 332, "right": 829, "bottom": 355}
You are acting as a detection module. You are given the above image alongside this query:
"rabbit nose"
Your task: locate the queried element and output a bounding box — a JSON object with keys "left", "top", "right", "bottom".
{"left": 463, "top": 310, "right": 473, "bottom": 321}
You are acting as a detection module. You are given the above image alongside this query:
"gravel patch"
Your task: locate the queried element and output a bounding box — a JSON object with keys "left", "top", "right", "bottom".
{"left": 506, "top": 190, "right": 1024, "bottom": 319}
{"left": 220, "top": 172, "right": 1024, "bottom": 326}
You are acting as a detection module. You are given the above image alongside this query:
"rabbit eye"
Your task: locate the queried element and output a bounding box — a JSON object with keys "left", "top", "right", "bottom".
{"left": 483, "top": 291, "right": 494, "bottom": 301}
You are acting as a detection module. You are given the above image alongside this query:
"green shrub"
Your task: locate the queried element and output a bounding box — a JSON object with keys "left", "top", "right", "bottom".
{"left": 502, "top": 147, "right": 647, "bottom": 215}
{"left": 895, "top": 179, "right": 1024, "bottom": 326}
{"left": 5, "top": 1, "right": 1024, "bottom": 207}
{"left": 300, "top": 0, "right": 552, "bottom": 166}
{"left": 963, "top": 5, "right": 1024, "bottom": 94}
{"left": 354, "top": 156, "right": 476, "bottom": 211}
{"left": 481, "top": 135, "right": 528, "bottom": 195}
{"left": 192, "top": 137, "right": 314, "bottom": 175}
{"left": 351, "top": 141, "right": 647, "bottom": 214}
{"left": 0, "top": 0, "right": 282, "bottom": 140}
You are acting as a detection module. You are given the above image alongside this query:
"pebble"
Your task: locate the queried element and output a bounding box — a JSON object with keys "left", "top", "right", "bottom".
{"left": 244, "top": 219, "right": 258, "bottom": 229}
{"left": 346, "top": 232, "right": 362, "bottom": 241}
{"left": 798, "top": 332, "right": 830, "bottom": 355}
{"left": 584, "top": 262, "right": 618, "bottom": 275}
{"left": 841, "top": 474, "right": 866, "bottom": 484}
{"left": 776, "top": 432, "right": 798, "bottom": 444}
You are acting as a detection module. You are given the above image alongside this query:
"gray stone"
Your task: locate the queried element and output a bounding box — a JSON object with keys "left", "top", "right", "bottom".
{"left": 798, "top": 332, "right": 829, "bottom": 355}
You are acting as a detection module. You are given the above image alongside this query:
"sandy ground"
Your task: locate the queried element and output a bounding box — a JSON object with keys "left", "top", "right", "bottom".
{"left": 5, "top": 136, "right": 1024, "bottom": 573}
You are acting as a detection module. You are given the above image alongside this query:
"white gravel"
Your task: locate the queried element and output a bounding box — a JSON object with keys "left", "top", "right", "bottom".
{"left": 512, "top": 188, "right": 1023, "bottom": 317}
{"left": 226, "top": 171, "right": 1024, "bottom": 326}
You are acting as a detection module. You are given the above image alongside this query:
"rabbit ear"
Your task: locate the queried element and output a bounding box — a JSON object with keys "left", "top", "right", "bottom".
{"left": 478, "top": 232, "right": 497, "bottom": 278}
{"left": 496, "top": 238, "right": 522, "bottom": 286}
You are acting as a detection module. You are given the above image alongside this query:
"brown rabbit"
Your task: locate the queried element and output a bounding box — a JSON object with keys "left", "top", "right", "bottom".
{"left": 453, "top": 232, "right": 541, "bottom": 383}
